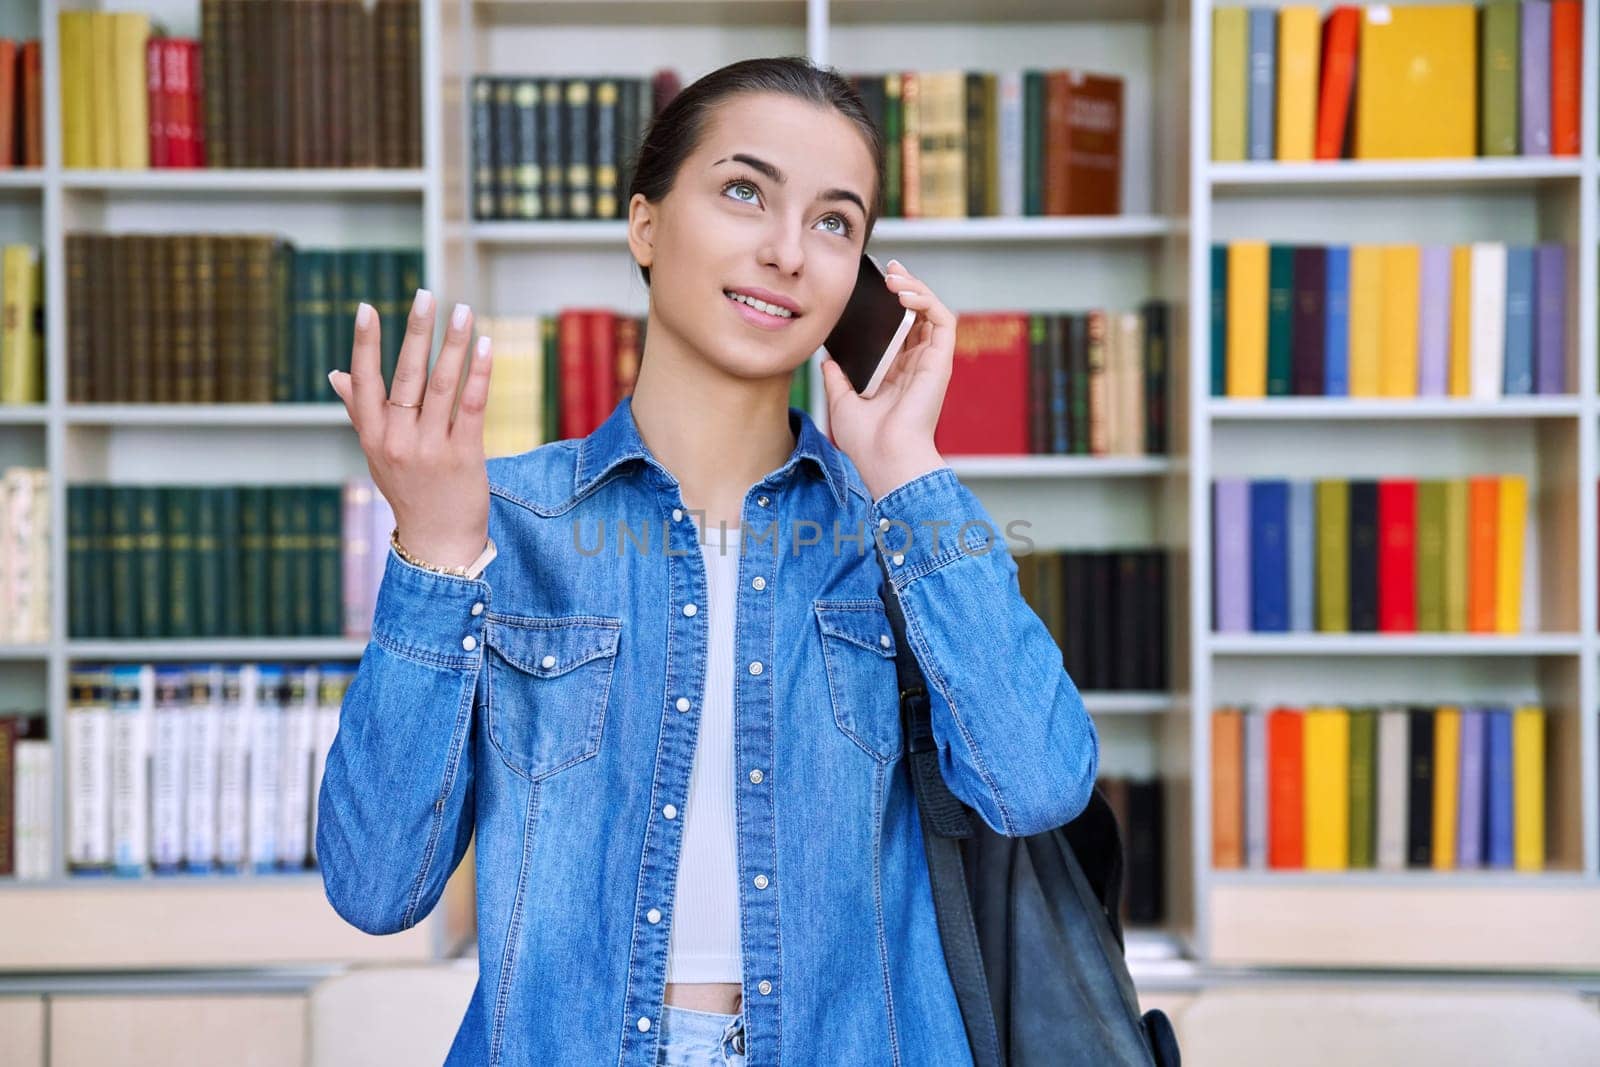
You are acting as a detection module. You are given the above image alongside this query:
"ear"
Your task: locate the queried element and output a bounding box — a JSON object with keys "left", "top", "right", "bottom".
{"left": 626, "top": 193, "right": 654, "bottom": 269}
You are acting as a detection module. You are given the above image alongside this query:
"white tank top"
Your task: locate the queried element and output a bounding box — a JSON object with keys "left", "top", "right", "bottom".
{"left": 665, "top": 522, "right": 743, "bottom": 983}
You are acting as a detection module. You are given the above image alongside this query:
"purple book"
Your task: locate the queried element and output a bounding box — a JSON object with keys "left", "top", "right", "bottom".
{"left": 1416, "top": 244, "right": 1450, "bottom": 396}
{"left": 1456, "top": 706, "right": 1486, "bottom": 868}
{"left": 1521, "top": 1, "right": 1551, "bottom": 155}
{"left": 1535, "top": 243, "right": 1567, "bottom": 394}
{"left": 1213, "top": 478, "right": 1250, "bottom": 632}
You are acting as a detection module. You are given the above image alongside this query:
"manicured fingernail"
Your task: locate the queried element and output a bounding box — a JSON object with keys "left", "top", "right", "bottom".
{"left": 887, "top": 259, "right": 900, "bottom": 270}
{"left": 356, "top": 302, "right": 374, "bottom": 328}
{"left": 476, "top": 336, "right": 491, "bottom": 360}
{"left": 412, "top": 288, "right": 433, "bottom": 315}
{"left": 452, "top": 303, "right": 469, "bottom": 329}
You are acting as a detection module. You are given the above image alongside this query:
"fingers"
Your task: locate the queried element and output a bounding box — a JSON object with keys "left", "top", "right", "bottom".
{"left": 421, "top": 302, "right": 474, "bottom": 439}
{"left": 388, "top": 288, "right": 437, "bottom": 413}
{"left": 452, "top": 334, "right": 494, "bottom": 449}
{"left": 342, "top": 301, "right": 387, "bottom": 440}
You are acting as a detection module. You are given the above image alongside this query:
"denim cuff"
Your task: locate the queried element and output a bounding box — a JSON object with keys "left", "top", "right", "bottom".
{"left": 369, "top": 544, "right": 491, "bottom": 668}
{"left": 868, "top": 465, "right": 1003, "bottom": 591}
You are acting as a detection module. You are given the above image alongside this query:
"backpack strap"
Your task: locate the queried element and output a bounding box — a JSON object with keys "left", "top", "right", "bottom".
{"left": 875, "top": 549, "right": 1005, "bottom": 1067}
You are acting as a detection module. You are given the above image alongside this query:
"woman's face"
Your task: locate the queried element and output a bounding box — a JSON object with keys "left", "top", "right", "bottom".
{"left": 628, "top": 91, "right": 877, "bottom": 381}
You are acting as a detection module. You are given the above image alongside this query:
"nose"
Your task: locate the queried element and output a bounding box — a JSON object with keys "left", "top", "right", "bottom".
{"left": 758, "top": 218, "right": 805, "bottom": 276}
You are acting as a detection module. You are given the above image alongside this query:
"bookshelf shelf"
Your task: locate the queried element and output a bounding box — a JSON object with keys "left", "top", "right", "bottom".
{"left": 1083, "top": 692, "right": 1185, "bottom": 716}
{"left": 1207, "top": 634, "right": 1585, "bottom": 657}
{"left": 0, "top": 405, "right": 49, "bottom": 424}
{"left": 57, "top": 169, "right": 429, "bottom": 195}
{"left": 0, "top": 169, "right": 44, "bottom": 190}
{"left": 1208, "top": 158, "right": 1585, "bottom": 193}
{"left": 944, "top": 454, "right": 1181, "bottom": 478}
{"left": 1208, "top": 398, "right": 1586, "bottom": 421}
{"left": 467, "top": 215, "right": 1179, "bottom": 246}
{"left": 1209, "top": 869, "right": 1592, "bottom": 888}
{"left": 0, "top": 644, "right": 50, "bottom": 661}
{"left": 472, "top": 0, "right": 807, "bottom": 27}
{"left": 65, "top": 638, "right": 372, "bottom": 660}
{"left": 62, "top": 404, "right": 352, "bottom": 428}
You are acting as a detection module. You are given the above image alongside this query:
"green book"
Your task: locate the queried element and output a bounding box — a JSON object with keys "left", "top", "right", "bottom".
{"left": 1443, "top": 479, "right": 1469, "bottom": 631}
{"left": 1210, "top": 245, "right": 1227, "bottom": 397}
{"left": 269, "top": 486, "right": 294, "bottom": 637}
{"left": 371, "top": 250, "right": 400, "bottom": 390}
{"left": 217, "top": 486, "right": 241, "bottom": 637}
{"left": 1347, "top": 706, "right": 1378, "bottom": 868}
{"left": 314, "top": 486, "right": 344, "bottom": 637}
{"left": 239, "top": 486, "right": 269, "bottom": 638}
{"left": 1480, "top": 2, "right": 1520, "bottom": 156}
{"left": 1211, "top": 7, "right": 1248, "bottom": 161}
{"left": 884, "top": 74, "right": 903, "bottom": 219}
{"left": 1023, "top": 70, "right": 1043, "bottom": 216}
{"left": 67, "top": 486, "right": 90, "bottom": 638}
{"left": 288, "top": 488, "right": 315, "bottom": 637}
{"left": 542, "top": 316, "right": 559, "bottom": 443}
{"left": 136, "top": 486, "right": 167, "bottom": 638}
{"left": 90, "top": 485, "right": 112, "bottom": 638}
{"left": 110, "top": 486, "right": 139, "bottom": 639}
{"left": 1415, "top": 480, "right": 1446, "bottom": 631}
{"left": 196, "top": 486, "right": 224, "bottom": 639}
{"left": 1317, "top": 479, "right": 1349, "bottom": 631}
{"left": 166, "top": 488, "right": 198, "bottom": 639}
{"left": 1266, "top": 244, "right": 1295, "bottom": 395}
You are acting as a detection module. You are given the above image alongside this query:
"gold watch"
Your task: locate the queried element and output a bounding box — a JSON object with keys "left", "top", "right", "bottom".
{"left": 390, "top": 527, "right": 497, "bottom": 579}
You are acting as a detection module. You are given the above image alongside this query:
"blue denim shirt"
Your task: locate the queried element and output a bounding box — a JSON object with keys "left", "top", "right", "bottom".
{"left": 317, "top": 394, "right": 1100, "bottom": 1066}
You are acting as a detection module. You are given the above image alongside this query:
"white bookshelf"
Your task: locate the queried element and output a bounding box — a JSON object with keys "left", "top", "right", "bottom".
{"left": 3, "top": 0, "right": 1598, "bottom": 983}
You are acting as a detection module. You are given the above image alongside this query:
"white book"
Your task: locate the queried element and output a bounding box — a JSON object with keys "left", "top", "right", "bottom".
{"left": 1116, "top": 312, "right": 1145, "bottom": 455}
{"left": 249, "top": 665, "right": 284, "bottom": 872}
{"left": 277, "top": 664, "right": 319, "bottom": 869}
{"left": 1376, "top": 705, "right": 1409, "bottom": 869}
{"left": 998, "top": 70, "right": 1023, "bottom": 218}
{"left": 309, "top": 664, "right": 350, "bottom": 863}
{"left": 66, "top": 670, "right": 112, "bottom": 871}
{"left": 183, "top": 665, "right": 224, "bottom": 870}
{"left": 343, "top": 481, "right": 374, "bottom": 638}
{"left": 15, "top": 738, "right": 52, "bottom": 879}
{"left": 216, "top": 665, "right": 253, "bottom": 871}
{"left": 109, "top": 665, "right": 152, "bottom": 876}
{"left": 1469, "top": 242, "right": 1507, "bottom": 400}
{"left": 1243, "top": 706, "right": 1267, "bottom": 868}
{"left": 149, "top": 667, "right": 188, "bottom": 872}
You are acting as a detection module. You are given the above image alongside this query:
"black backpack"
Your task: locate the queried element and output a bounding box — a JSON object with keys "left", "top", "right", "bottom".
{"left": 876, "top": 557, "right": 1182, "bottom": 1067}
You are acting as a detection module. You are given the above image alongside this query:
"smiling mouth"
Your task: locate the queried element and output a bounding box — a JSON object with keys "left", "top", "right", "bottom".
{"left": 724, "top": 289, "right": 799, "bottom": 320}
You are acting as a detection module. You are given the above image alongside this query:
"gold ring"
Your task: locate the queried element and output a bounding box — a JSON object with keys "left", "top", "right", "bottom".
{"left": 387, "top": 399, "right": 423, "bottom": 408}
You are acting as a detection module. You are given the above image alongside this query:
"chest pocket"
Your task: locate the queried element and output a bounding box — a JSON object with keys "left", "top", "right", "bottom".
{"left": 485, "top": 614, "right": 622, "bottom": 781}
{"left": 814, "top": 599, "right": 904, "bottom": 761}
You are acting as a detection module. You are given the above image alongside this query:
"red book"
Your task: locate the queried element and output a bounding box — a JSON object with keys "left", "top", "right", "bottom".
{"left": 586, "top": 309, "right": 618, "bottom": 434}
{"left": 147, "top": 37, "right": 167, "bottom": 167}
{"left": 934, "top": 312, "right": 1030, "bottom": 456}
{"left": 186, "top": 41, "right": 206, "bottom": 167}
{"left": 1550, "top": 0, "right": 1582, "bottom": 156}
{"left": 20, "top": 40, "right": 40, "bottom": 167}
{"left": 0, "top": 40, "right": 16, "bottom": 169}
{"left": 1377, "top": 479, "right": 1417, "bottom": 631}
{"left": 1044, "top": 70, "right": 1123, "bottom": 215}
{"left": 1266, "top": 707, "right": 1304, "bottom": 869}
{"left": 557, "top": 310, "right": 592, "bottom": 440}
{"left": 163, "top": 39, "right": 192, "bottom": 167}
{"left": 1314, "top": 7, "right": 1360, "bottom": 160}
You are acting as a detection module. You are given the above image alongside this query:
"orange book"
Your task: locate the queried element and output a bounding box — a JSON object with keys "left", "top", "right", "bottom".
{"left": 0, "top": 40, "right": 14, "bottom": 168}
{"left": 1212, "top": 708, "right": 1245, "bottom": 868}
{"left": 1467, "top": 476, "right": 1499, "bottom": 632}
{"left": 1550, "top": 1, "right": 1581, "bottom": 156}
{"left": 1267, "top": 707, "right": 1304, "bottom": 869}
{"left": 1314, "top": 7, "right": 1361, "bottom": 159}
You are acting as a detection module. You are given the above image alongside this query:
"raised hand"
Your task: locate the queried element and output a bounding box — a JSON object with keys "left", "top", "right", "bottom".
{"left": 327, "top": 289, "right": 494, "bottom": 571}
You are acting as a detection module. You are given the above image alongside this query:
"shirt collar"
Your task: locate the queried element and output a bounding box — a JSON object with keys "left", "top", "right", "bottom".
{"left": 574, "top": 393, "right": 851, "bottom": 509}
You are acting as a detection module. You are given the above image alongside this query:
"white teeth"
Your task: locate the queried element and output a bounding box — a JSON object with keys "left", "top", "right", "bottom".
{"left": 725, "top": 290, "right": 793, "bottom": 318}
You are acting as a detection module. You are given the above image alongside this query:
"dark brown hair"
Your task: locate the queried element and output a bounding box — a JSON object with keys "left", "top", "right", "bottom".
{"left": 627, "top": 56, "right": 885, "bottom": 287}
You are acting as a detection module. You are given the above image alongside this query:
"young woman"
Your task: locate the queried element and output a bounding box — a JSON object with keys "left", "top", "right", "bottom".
{"left": 320, "top": 56, "right": 1099, "bottom": 1067}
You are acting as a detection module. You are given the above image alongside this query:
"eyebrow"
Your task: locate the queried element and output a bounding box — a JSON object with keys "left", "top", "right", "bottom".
{"left": 714, "top": 153, "right": 867, "bottom": 218}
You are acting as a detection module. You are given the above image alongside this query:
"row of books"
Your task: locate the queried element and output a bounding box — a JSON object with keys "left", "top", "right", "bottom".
{"left": 1212, "top": 3, "right": 1583, "bottom": 162}
{"left": 2, "top": 467, "right": 48, "bottom": 645}
{"left": 59, "top": 1, "right": 420, "bottom": 170}
{"left": 0, "top": 244, "right": 42, "bottom": 404}
{"left": 1098, "top": 775, "right": 1165, "bottom": 925}
{"left": 1213, "top": 476, "right": 1533, "bottom": 634}
{"left": 0, "top": 39, "right": 41, "bottom": 169}
{"left": 852, "top": 69, "right": 1123, "bottom": 218}
{"left": 1213, "top": 242, "right": 1569, "bottom": 399}
{"left": 938, "top": 305, "right": 1170, "bottom": 457}
{"left": 1211, "top": 704, "right": 1548, "bottom": 870}
{"left": 66, "top": 234, "right": 423, "bottom": 404}
{"left": 0, "top": 713, "right": 49, "bottom": 880}
{"left": 66, "top": 662, "right": 353, "bottom": 876}
{"left": 1016, "top": 549, "right": 1169, "bottom": 693}
{"left": 67, "top": 484, "right": 349, "bottom": 640}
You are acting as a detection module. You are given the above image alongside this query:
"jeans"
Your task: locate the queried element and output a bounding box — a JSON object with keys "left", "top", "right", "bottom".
{"left": 654, "top": 1003, "right": 747, "bottom": 1066}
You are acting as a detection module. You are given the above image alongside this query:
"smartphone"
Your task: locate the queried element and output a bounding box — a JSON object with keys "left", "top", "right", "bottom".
{"left": 822, "top": 252, "right": 918, "bottom": 398}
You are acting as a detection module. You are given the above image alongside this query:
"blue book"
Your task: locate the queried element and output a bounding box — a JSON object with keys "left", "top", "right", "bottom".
{"left": 1249, "top": 479, "right": 1289, "bottom": 631}
{"left": 1211, "top": 244, "right": 1227, "bottom": 396}
{"left": 1486, "top": 707, "right": 1515, "bottom": 868}
{"left": 1534, "top": 243, "right": 1566, "bottom": 394}
{"left": 1323, "top": 245, "right": 1350, "bottom": 396}
{"left": 1502, "top": 246, "right": 1535, "bottom": 395}
{"left": 1456, "top": 707, "right": 1486, "bottom": 868}
{"left": 1288, "top": 479, "right": 1314, "bottom": 631}
{"left": 1246, "top": 8, "right": 1277, "bottom": 160}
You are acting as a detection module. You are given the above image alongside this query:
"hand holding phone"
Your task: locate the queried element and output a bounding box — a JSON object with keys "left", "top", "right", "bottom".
{"left": 821, "top": 253, "right": 918, "bottom": 399}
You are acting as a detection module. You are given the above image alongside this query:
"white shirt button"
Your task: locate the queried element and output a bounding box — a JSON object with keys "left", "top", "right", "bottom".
{"left": 753, "top": 874, "right": 769, "bottom": 889}
{"left": 749, "top": 769, "right": 764, "bottom": 784}
{"left": 756, "top": 495, "right": 770, "bottom": 507}
{"left": 880, "top": 634, "right": 891, "bottom": 648}
{"left": 542, "top": 654, "right": 556, "bottom": 668}
{"left": 676, "top": 697, "right": 691, "bottom": 712}
{"left": 748, "top": 661, "right": 763, "bottom": 676}
{"left": 758, "top": 980, "right": 772, "bottom": 995}
{"left": 673, "top": 508, "right": 684, "bottom": 521}
{"left": 462, "top": 635, "right": 477, "bottom": 651}
{"left": 892, "top": 553, "right": 904, "bottom": 566}
{"left": 471, "top": 602, "right": 484, "bottom": 616}
{"left": 647, "top": 908, "right": 661, "bottom": 923}
{"left": 683, "top": 603, "right": 697, "bottom": 617}
{"left": 637, "top": 1017, "right": 651, "bottom": 1032}
{"left": 751, "top": 576, "right": 766, "bottom": 591}
{"left": 878, "top": 517, "right": 890, "bottom": 530}
{"left": 663, "top": 804, "right": 677, "bottom": 820}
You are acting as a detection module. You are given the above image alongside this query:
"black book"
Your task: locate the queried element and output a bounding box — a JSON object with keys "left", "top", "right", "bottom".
{"left": 1406, "top": 706, "right": 1435, "bottom": 867}
{"left": 1348, "top": 479, "right": 1379, "bottom": 631}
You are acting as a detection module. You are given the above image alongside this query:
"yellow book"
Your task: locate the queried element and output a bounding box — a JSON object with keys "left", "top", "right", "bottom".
{"left": 1276, "top": 7, "right": 1320, "bottom": 161}
{"left": 0, "top": 245, "right": 42, "bottom": 405}
{"left": 1302, "top": 706, "right": 1350, "bottom": 870}
{"left": 89, "top": 13, "right": 117, "bottom": 168}
{"left": 1226, "top": 241, "right": 1268, "bottom": 397}
{"left": 1354, "top": 5, "right": 1478, "bottom": 159}
{"left": 1212, "top": 8, "right": 1248, "bottom": 161}
{"left": 1448, "top": 245, "right": 1472, "bottom": 396}
{"left": 1316, "top": 480, "right": 1349, "bottom": 632}
{"left": 1347, "top": 245, "right": 1383, "bottom": 396}
{"left": 1512, "top": 705, "right": 1544, "bottom": 871}
{"left": 58, "top": 12, "right": 92, "bottom": 168}
{"left": 1431, "top": 706, "right": 1460, "bottom": 870}
{"left": 1443, "top": 479, "right": 1469, "bottom": 630}
{"left": 1379, "top": 245, "right": 1420, "bottom": 396}
{"left": 112, "top": 13, "right": 151, "bottom": 169}
{"left": 1495, "top": 475, "right": 1526, "bottom": 633}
